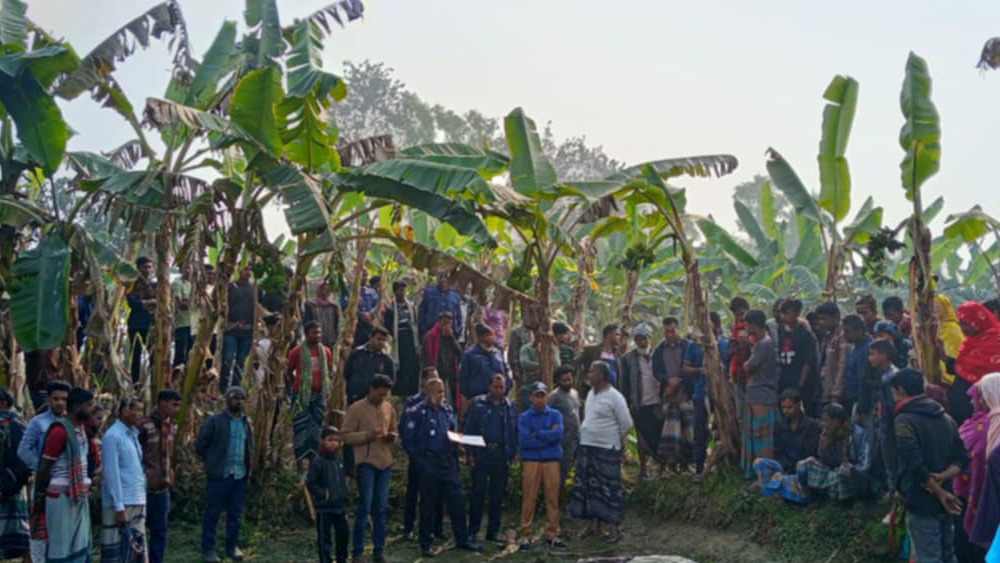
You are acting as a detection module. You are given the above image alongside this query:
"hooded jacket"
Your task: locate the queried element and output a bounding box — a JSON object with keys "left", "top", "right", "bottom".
{"left": 894, "top": 395, "right": 968, "bottom": 515}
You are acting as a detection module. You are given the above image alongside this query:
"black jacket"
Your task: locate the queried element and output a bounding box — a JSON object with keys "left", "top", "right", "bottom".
{"left": 774, "top": 415, "right": 821, "bottom": 472}
{"left": 894, "top": 396, "right": 968, "bottom": 516}
{"left": 306, "top": 451, "right": 347, "bottom": 513}
{"left": 195, "top": 411, "right": 254, "bottom": 480}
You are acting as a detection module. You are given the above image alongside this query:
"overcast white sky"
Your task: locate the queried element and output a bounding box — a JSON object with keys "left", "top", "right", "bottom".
{"left": 30, "top": 0, "right": 1000, "bottom": 238}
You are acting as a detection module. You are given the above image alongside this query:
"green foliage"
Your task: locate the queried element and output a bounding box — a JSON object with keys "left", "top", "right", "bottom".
{"left": 0, "top": 48, "right": 72, "bottom": 175}
{"left": 229, "top": 66, "right": 284, "bottom": 157}
{"left": 504, "top": 107, "right": 558, "bottom": 195}
{"left": 899, "top": 52, "right": 941, "bottom": 200}
{"left": 818, "top": 75, "right": 858, "bottom": 221}
{"left": 9, "top": 235, "right": 71, "bottom": 351}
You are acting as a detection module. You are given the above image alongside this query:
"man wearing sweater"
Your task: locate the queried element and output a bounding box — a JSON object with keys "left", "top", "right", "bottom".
{"left": 517, "top": 382, "right": 566, "bottom": 551}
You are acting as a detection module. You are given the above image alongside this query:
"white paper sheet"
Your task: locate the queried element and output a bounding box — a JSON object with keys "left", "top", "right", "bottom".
{"left": 447, "top": 431, "right": 486, "bottom": 447}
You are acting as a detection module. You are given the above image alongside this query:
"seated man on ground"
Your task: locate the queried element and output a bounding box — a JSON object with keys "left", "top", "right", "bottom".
{"left": 754, "top": 403, "right": 870, "bottom": 503}
{"left": 773, "top": 388, "right": 821, "bottom": 473}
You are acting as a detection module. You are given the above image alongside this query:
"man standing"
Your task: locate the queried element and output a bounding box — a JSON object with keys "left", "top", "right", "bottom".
{"left": 172, "top": 263, "right": 194, "bottom": 368}
{"left": 464, "top": 374, "right": 517, "bottom": 544}
{"left": 101, "top": 398, "right": 148, "bottom": 563}
{"left": 458, "top": 325, "right": 509, "bottom": 407}
{"left": 401, "top": 378, "right": 483, "bottom": 557}
{"left": 882, "top": 296, "right": 912, "bottom": 337}
{"left": 303, "top": 281, "right": 340, "bottom": 352}
{"left": 553, "top": 323, "right": 575, "bottom": 367}
{"left": 507, "top": 310, "right": 535, "bottom": 392}
{"left": 855, "top": 294, "right": 881, "bottom": 335}
{"left": 518, "top": 382, "right": 565, "bottom": 551}
{"left": 816, "top": 302, "right": 852, "bottom": 412}
{"left": 221, "top": 267, "right": 256, "bottom": 392}
{"left": 652, "top": 318, "right": 697, "bottom": 473}
{"left": 127, "top": 256, "right": 157, "bottom": 383}
{"left": 196, "top": 387, "right": 253, "bottom": 563}
{"left": 547, "top": 365, "right": 580, "bottom": 507}
{"left": 0, "top": 387, "right": 30, "bottom": 561}
{"left": 285, "top": 321, "right": 334, "bottom": 473}
{"left": 569, "top": 362, "right": 632, "bottom": 543}
{"left": 859, "top": 339, "right": 900, "bottom": 494}
{"left": 354, "top": 273, "right": 381, "bottom": 347}
{"left": 342, "top": 374, "right": 397, "bottom": 563}
{"left": 139, "top": 390, "right": 181, "bottom": 563}
{"left": 517, "top": 327, "right": 561, "bottom": 412}
{"left": 421, "top": 312, "right": 463, "bottom": 407}
{"left": 19, "top": 380, "right": 68, "bottom": 563}
{"left": 344, "top": 327, "right": 394, "bottom": 407}
{"left": 891, "top": 369, "right": 967, "bottom": 563}
{"left": 417, "top": 272, "right": 463, "bottom": 341}
{"left": 575, "top": 325, "right": 622, "bottom": 390}
{"left": 33, "top": 387, "right": 94, "bottom": 563}
{"left": 842, "top": 314, "right": 872, "bottom": 421}
{"left": 777, "top": 298, "right": 818, "bottom": 416}
{"left": 384, "top": 281, "right": 420, "bottom": 398}
{"left": 401, "top": 367, "right": 443, "bottom": 543}
{"left": 620, "top": 323, "right": 662, "bottom": 479}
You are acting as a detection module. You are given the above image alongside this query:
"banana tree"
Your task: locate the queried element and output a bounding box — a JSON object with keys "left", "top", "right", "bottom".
{"left": 944, "top": 206, "right": 1000, "bottom": 297}
{"left": 899, "top": 52, "right": 942, "bottom": 383}
{"left": 766, "top": 75, "right": 884, "bottom": 301}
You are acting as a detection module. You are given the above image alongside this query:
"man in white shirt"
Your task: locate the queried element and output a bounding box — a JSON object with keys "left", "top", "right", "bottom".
{"left": 569, "top": 360, "right": 632, "bottom": 543}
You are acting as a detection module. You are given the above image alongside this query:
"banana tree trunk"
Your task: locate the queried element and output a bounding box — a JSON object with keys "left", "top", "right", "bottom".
{"left": 0, "top": 226, "right": 16, "bottom": 388}
{"left": 685, "top": 256, "right": 741, "bottom": 468}
{"left": 568, "top": 239, "right": 595, "bottom": 353}
{"left": 175, "top": 219, "right": 242, "bottom": 450}
{"left": 330, "top": 233, "right": 372, "bottom": 426}
{"left": 251, "top": 245, "right": 312, "bottom": 474}
{"left": 908, "top": 210, "right": 939, "bottom": 383}
{"left": 151, "top": 225, "right": 174, "bottom": 397}
{"left": 533, "top": 271, "right": 556, "bottom": 389}
{"left": 619, "top": 268, "right": 639, "bottom": 355}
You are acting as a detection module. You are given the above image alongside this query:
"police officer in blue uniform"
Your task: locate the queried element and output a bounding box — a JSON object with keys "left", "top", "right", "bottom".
{"left": 402, "top": 377, "right": 483, "bottom": 557}
{"left": 464, "top": 373, "right": 517, "bottom": 544}
{"left": 401, "top": 367, "right": 444, "bottom": 542}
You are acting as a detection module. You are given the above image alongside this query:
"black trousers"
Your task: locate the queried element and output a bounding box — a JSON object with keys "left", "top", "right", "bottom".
{"left": 173, "top": 326, "right": 192, "bottom": 367}
{"left": 316, "top": 511, "right": 349, "bottom": 563}
{"left": 468, "top": 451, "right": 508, "bottom": 538}
{"left": 128, "top": 326, "right": 149, "bottom": 383}
{"left": 693, "top": 397, "right": 709, "bottom": 473}
{"left": 417, "top": 455, "right": 469, "bottom": 550}
{"left": 403, "top": 457, "right": 443, "bottom": 536}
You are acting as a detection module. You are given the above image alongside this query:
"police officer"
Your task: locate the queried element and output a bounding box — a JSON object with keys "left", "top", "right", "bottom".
{"left": 401, "top": 367, "right": 444, "bottom": 542}
{"left": 464, "top": 373, "right": 517, "bottom": 544}
{"left": 401, "top": 378, "right": 483, "bottom": 557}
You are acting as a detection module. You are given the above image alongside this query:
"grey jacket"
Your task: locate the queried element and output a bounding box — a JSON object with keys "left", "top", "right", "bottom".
{"left": 195, "top": 411, "right": 254, "bottom": 480}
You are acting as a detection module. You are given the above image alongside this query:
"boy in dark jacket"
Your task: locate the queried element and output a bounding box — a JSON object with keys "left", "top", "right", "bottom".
{"left": 517, "top": 382, "right": 565, "bottom": 551}
{"left": 307, "top": 426, "right": 349, "bottom": 563}
{"left": 891, "top": 369, "right": 967, "bottom": 563}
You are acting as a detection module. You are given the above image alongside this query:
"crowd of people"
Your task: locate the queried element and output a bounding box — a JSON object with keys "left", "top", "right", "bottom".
{"left": 9, "top": 256, "right": 1000, "bottom": 563}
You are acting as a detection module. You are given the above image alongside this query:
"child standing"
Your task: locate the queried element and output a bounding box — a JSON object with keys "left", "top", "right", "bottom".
{"left": 307, "top": 426, "right": 349, "bottom": 563}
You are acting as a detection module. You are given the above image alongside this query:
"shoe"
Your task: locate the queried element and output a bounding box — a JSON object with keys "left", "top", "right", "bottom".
{"left": 202, "top": 550, "right": 221, "bottom": 563}
{"left": 519, "top": 540, "right": 532, "bottom": 551}
{"left": 548, "top": 537, "right": 567, "bottom": 549}
{"left": 402, "top": 531, "right": 416, "bottom": 542}
{"left": 420, "top": 547, "right": 435, "bottom": 558}
{"left": 457, "top": 541, "right": 483, "bottom": 552}
{"left": 227, "top": 548, "right": 244, "bottom": 562}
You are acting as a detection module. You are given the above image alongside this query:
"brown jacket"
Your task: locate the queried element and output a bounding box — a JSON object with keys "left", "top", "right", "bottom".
{"left": 342, "top": 398, "right": 398, "bottom": 470}
{"left": 138, "top": 408, "right": 176, "bottom": 492}
{"left": 820, "top": 327, "right": 853, "bottom": 403}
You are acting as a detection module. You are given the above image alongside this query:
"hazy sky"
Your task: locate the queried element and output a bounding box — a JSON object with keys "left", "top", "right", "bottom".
{"left": 30, "top": 0, "right": 1000, "bottom": 238}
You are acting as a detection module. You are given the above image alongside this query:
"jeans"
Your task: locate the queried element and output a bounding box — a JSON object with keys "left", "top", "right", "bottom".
{"left": 352, "top": 464, "right": 390, "bottom": 557}
{"left": 907, "top": 511, "right": 956, "bottom": 563}
{"left": 418, "top": 454, "right": 470, "bottom": 551}
{"left": 693, "top": 396, "right": 709, "bottom": 473}
{"left": 173, "top": 326, "right": 192, "bottom": 368}
{"left": 128, "top": 326, "right": 149, "bottom": 383}
{"left": 469, "top": 451, "right": 509, "bottom": 539}
{"left": 202, "top": 477, "right": 247, "bottom": 555}
{"left": 220, "top": 332, "right": 252, "bottom": 392}
{"left": 316, "top": 512, "right": 349, "bottom": 563}
{"left": 147, "top": 490, "right": 170, "bottom": 563}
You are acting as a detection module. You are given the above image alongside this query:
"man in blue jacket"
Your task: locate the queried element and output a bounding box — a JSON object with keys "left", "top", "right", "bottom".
{"left": 517, "top": 382, "right": 566, "bottom": 551}
{"left": 459, "top": 325, "right": 509, "bottom": 404}
{"left": 401, "top": 378, "right": 483, "bottom": 557}
{"left": 417, "top": 272, "right": 463, "bottom": 340}
{"left": 464, "top": 374, "right": 517, "bottom": 544}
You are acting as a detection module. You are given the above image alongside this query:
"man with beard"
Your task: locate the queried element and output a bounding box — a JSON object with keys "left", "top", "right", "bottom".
{"left": 384, "top": 281, "right": 420, "bottom": 397}
{"left": 100, "top": 398, "right": 147, "bottom": 563}
{"left": 139, "top": 390, "right": 181, "bottom": 563}
{"left": 620, "top": 323, "right": 662, "bottom": 479}
{"left": 196, "top": 387, "right": 253, "bottom": 563}
{"left": 19, "top": 380, "right": 69, "bottom": 563}
{"left": 126, "top": 257, "right": 157, "bottom": 383}
{"left": 547, "top": 365, "right": 580, "bottom": 506}
{"left": 816, "top": 302, "right": 852, "bottom": 413}
{"left": 286, "top": 321, "right": 334, "bottom": 475}
{"left": 32, "top": 387, "right": 94, "bottom": 563}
